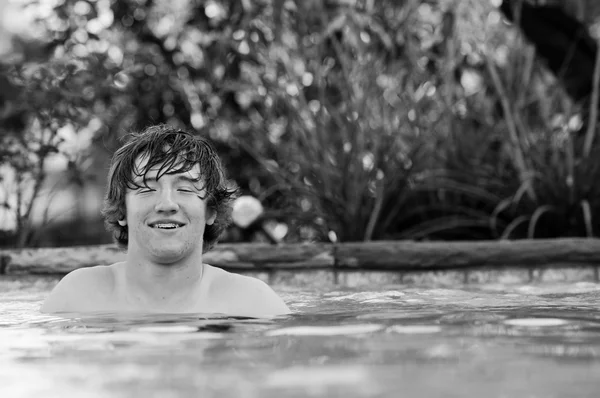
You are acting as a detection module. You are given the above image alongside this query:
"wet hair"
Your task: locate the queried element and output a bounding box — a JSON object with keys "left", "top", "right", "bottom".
{"left": 101, "top": 124, "right": 238, "bottom": 252}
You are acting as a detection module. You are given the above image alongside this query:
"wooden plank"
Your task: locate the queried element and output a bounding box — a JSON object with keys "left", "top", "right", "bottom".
{"left": 206, "top": 242, "right": 333, "bottom": 263}
{"left": 0, "top": 242, "right": 334, "bottom": 275}
{"left": 1, "top": 238, "right": 599, "bottom": 275}
{"left": 1, "top": 245, "right": 126, "bottom": 275}
{"left": 334, "top": 239, "right": 600, "bottom": 269}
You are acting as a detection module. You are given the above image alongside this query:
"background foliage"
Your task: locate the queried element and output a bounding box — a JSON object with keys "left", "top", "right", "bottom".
{"left": 1, "top": 0, "right": 600, "bottom": 247}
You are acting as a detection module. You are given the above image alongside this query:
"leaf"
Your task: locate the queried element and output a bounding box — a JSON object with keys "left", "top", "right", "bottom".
{"left": 527, "top": 205, "right": 556, "bottom": 239}
{"left": 500, "top": 215, "right": 530, "bottom": 240}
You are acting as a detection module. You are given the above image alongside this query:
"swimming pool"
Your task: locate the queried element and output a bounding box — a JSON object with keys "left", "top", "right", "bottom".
{"left": 2, "top": 275, "right": 600, "bottom": 398}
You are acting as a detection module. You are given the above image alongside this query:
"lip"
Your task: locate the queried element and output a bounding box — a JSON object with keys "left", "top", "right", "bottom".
{"left": 147, "top": 220, "right": 186, "bottom": 228}
{"left": 151, "top": 226, "right": 184, "bottom": 233}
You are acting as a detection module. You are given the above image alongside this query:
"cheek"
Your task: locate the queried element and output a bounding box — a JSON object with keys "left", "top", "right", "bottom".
{"left": 123, "top": 194, "right": 135, "bottom": 216}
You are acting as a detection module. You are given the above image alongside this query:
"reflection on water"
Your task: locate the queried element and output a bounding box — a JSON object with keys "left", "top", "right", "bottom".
{"left": 2, "top": 277, "right": 600, "bottom": 398}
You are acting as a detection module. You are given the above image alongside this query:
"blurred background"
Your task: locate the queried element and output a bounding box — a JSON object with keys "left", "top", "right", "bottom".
{"left": 2, "top": 0, "right": 600, "bottom": 248}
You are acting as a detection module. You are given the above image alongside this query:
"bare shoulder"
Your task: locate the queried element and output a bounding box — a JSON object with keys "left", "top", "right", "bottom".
{"left": 204, "top": 265, "right": 290, "bottom": 317}
{"left": 40, "top": 264, "right": 116, "bottom": 313}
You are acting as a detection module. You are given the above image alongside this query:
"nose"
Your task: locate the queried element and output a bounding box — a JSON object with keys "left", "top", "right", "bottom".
{"left": 154, "top": 189, "right": 179, "bottom": 212}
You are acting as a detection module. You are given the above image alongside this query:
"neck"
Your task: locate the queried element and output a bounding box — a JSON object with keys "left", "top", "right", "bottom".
{"left": 121, "top": 254, "right": 205, "bottom": 310}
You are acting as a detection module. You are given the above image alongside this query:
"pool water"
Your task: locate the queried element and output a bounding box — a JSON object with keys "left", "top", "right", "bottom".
{"left": 2, "top": 276, "right": 600, "bottom": 398}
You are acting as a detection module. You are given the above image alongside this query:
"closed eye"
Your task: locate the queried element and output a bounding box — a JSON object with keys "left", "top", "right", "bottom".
{"left": 138, "top": 188, "right": 156, "bottom": 193}
{"left": 178, "top": 188, "right": 196, "bottom": 193}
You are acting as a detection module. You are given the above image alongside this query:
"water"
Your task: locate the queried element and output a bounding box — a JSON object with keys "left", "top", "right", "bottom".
{"left": 2, "top": 276, "right": 600, "bottom": 397}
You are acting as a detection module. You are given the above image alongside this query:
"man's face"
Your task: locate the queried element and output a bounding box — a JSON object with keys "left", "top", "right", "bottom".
{"left": 123, "top": 154, "right": 216, "bottom": 264}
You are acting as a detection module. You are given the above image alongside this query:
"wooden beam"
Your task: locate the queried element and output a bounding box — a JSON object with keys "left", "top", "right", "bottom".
{"left": 1, "top": 238, "right": 599, "bottom": 275}
{"left": 334, "top": 239, "right": 600, "bottom": 270}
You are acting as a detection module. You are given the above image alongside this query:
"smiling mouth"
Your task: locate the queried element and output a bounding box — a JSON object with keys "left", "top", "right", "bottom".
{"left": 149, "top": 223, "right": 184, "bottom": 229}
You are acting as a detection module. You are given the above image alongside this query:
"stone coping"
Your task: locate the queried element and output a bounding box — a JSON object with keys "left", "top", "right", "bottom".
{"left": 2, "top": 267, "right": 598, "bottom": 288}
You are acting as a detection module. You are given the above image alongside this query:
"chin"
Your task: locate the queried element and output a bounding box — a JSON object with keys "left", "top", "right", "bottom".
{"left": 150, "top": 248, "right": 187, "bottom": 263}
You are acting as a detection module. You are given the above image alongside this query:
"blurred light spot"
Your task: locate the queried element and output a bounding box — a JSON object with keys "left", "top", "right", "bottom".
{"left": 73, "top": 29, "right": 89, "bottom": 43}
{"left": 308, "top": 99, "right": 320, "bottom": 113}
{"left": 487, "top": 10, "right": 501, "bottom": 25}
{"left": 286, "top": 84, "right": 299, "bottom": 96}
{"left": 205, "top": 2, "right": 224, "bottom": 19}
{"left": 37, "top": 2, "right": 54, "bottom": 19}
{"left": 360, "top": 31, "right": 370, "bottom": 43}
{"left": 91, "top": 41, "right": 108, "bottom": 53}
{"left": 235, "top": 91, "right": 253, "bottom": 109}
{"left": 592, "top": 22, "right": 600, "bottom": 40}
{"left": 238, "top": 40, "right": 250, "bottom": 55}
{"left": 415, "top": 82, "right": 432, "bottom": 101}
{"left": 210, "top": 121, "right": 231, "bottom": 141}
{"left": 155, "top": 16, "right": 174, "bottom": 37}
{"left": 209, "top": 95, "right": 222, "bottom": 110}
{"left": 99, "top": 9, "right": 114, "bottom": 27}
{"left": 83, "top": 86, "right": 95, "bottom": 100}
{"left": 232, "top": 195, "right": 263, "bottom": 228}
{"left": 300, "top": 198, "right": 311, "bottom": 211}
{"left": 86, "top": 19, "right": 104, "bottom": 35}
{"left": 144, "top": 64, "right": 157, "bottom": 76}
{"left": 113, "top": 71, "right": 129, "bottom": 89}
{"left": 268, "top": 120, "right": 285, "bottom": 144}
{"left": 362, "top": 153, "right": 374, "bottom": 171}
{"left": 177, "top": 66, "right": 189, "bottom": 79}
{"left": 426, "top": 84, "right": 436, "bottom": 97}
{"left": 72, "top": 44, "right": 88, "bottom": 57}
{"left": 328, "top": 230, "right": 337, "bottom": 242}
{"left": 213, "top": 65, "right": 225, "bottom": 79}
{"left": 180, "top": 40, "right": 198, "bottom": 56}
{"left": 73, "top": 1, "right": 92, "bottom": 15}
{"left": 302, "top": 72, "right": 313, "bottom": 86}
{"left": 551, "top": 113, "right": 566, "bottom": 130}
{"left": 454, "top": 99, "right": 467, "bottom": 117}
{"left": 293, "top": 61, "right": 305, "bottom": 76}
{"left": 494, "top": 45, "right": 509, "bottom": 66}
{"left": 133, "top": 8, "right": 146, "bottom": 21}
{"left": 263, "top": 221, "right": 288, "bottom": 242}
{"left": 173, "top": 52, "right": 185, "bottom": 65}
{"left": 568, "top": 114, "right": 583, "bottom": 131}
{"left": 233, "top": 30, "right": 245, "bottom": 40}
{"left": 460, "top": 69, "right": 483, "bottom": 95}
{"left": 376, "top": 74, "right": 391, "bottom": 88}
{"left": 163, "top": 36, "right": 177, "bottom": 51}
{"left": 408, "top": 109, "right": 416, "bottom": 122}
{"left": 121, "top": 15, "right": 133, "bottom": 27}
{"left": 163, "top": 103, "right": 174, "bottom": 117}
{"left": 191, "top": 112, "right": 205, "bottom": 129}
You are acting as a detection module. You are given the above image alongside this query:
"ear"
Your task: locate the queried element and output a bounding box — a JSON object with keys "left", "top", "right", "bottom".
{"left": 118, "top": 219, "right": 127, "bottom": 226}
{"left": 206, "top": 208, "right": 217, "bottom": 226}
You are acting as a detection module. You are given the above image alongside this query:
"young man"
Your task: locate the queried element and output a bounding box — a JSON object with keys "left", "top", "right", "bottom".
{"left": 41, "top": 125, "right": 290, "bottom": 317}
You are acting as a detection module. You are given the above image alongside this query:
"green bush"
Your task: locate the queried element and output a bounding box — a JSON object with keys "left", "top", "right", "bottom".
{"left": 2, "top": 0, "right": 600, "bottom": 246}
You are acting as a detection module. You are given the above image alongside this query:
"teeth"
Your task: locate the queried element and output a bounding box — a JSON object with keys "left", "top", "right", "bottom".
{"left": 153, "top": 223, "right": 180, "bottom": 229}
